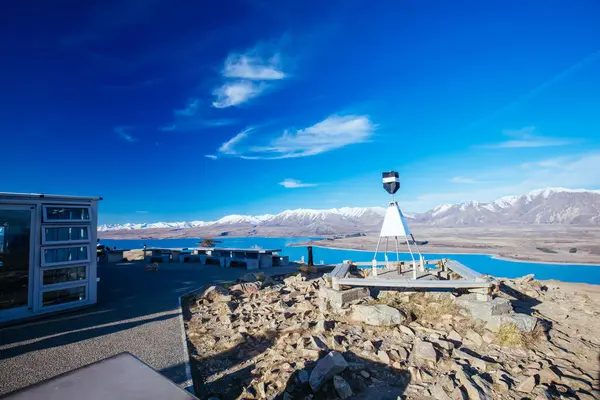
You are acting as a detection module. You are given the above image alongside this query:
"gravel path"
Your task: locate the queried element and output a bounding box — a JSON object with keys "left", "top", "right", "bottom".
{"left": 0, "top": 261, "right": 299, "bottom": 396}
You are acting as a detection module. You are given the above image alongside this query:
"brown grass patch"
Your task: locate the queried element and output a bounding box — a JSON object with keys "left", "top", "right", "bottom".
{"left": 495, "top": 323, "right": 524, "bottom": 347}
{"left": 494, "top": 323, "right": 544, "bottom": 348}
{"left": 378, "top": 292, "right": 465, "bottom": 327}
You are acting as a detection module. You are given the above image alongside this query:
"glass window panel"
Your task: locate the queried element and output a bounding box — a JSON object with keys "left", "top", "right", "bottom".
{"left": 42, "top": 286, "right": 86, "bottom": 307}
{"left": 43, "top": 266, "right": 86, "bottom": 285}
{"left": 44, "top": 227, "right": 89, "bottom": 243}
{"left": 45, "top": 207, "right": 90, "bottom": 221}
{"left": 43, "top": 246, "right": 88, "bottom": 264}
{"left": 74, "top": 227, "right": 88, "bottom": 240}
{"left": 0, "top": 226, "right": 5, "bottom": 253}
{"left": 0, "top": 210, "right": 31, "bottom": 310}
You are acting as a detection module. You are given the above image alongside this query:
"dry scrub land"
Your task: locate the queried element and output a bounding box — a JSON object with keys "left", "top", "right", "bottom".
{"left": 297, "top": 226, "right": 600, "bottom": 265}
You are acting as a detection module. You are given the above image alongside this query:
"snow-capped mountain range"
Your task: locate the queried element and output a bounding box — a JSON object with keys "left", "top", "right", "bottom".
{"left": 98, "top": 188, "right": 600, "bottom": 234}
{"left": 98, "top": 207, "right": 388, "bottom": 234}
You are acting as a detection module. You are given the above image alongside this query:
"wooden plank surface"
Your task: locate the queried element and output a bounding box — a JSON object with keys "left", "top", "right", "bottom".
{"left": 444, "top": 260, "right": 483, "bottom": 280}
{"left": 335, "top": 277, "right": 493, "bottom": 289}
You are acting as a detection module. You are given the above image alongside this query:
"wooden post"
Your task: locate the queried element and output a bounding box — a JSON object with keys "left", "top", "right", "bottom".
{"left": 332, "top": 277, "right": 341, "bottom": 291}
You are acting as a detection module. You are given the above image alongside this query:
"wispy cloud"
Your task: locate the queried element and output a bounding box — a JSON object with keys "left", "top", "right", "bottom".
{"left": 450, "top": 176, "right": 484, "bottom": 184}
{"left": 480, "top": 127, "right": 574, "bottom": 149}
{"left": 174, "top": 99, "right": 200, "bottom": 116}
{"left": 161, "top": 99, "right": 236, "bottom": 132}
{"left": 223, "top": 52, "right": 285, "bottom": 80}
{"left": 205, "top": 155, "right": 218, "bottom": 160}
{"left": 212, "top": 81, "right": 267, "bottom": 109}
{"left": 407, "top": 151, "right": 600, "bottom": 211}
{"left": 279, "top": 178, "right": 318, "bottom": 189}
{"left": 212, "top": 44, "right": 286, "bottom": 108}
{"left": 219, "top": 129, "right": 252, "bottom": 155}
{"left": 115, "top": 126, "right": 136, "bottom": 142}
{"left": 218, "top": 114, "right": 375, "bottom": 159}
{"left": 520, "top": 156, "right": 570, "bottom": 169}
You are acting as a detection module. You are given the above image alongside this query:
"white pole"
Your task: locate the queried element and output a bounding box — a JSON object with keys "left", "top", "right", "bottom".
{"left": 410, "top": 234, "right": 425, "bottom": 271}
{"left": 372, "top": 235, "right": 382, "bottom": 277}
{"left": 394, "top": 236, "right": 400, "bottom": 273}
{"left": 404, "top": 234, "right": 417, "bottom": 279}
{"left": 384, "top": 237, "right": 389, "bottom": 269}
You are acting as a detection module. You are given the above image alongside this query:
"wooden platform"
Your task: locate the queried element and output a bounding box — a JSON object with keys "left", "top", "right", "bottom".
{"left": 326, "top": 259, "right": 496, "bottom": 292}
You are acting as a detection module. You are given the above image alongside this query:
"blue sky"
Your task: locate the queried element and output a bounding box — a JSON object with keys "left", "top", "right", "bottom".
{"left": 1, "top": 0, "right": 599, "bottom": 224}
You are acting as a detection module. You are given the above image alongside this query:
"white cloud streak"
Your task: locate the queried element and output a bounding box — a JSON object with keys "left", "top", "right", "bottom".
{"left": 212, "top": 44, "right": 286, "bottom": 108}
{"left": 218, "top": 129, "right": 251, "bottom": 155}
{"left": 217, "top": 115, "right": 376, "bottom": 159}
{"left": 212, "top": 81, "right": 267, "bottom": 109}
{"left": 279, "top": 178, "right": 318, "bottom": 189}
{"left": 205, "top": 155, "right": 218, "bottom": 160}
{"left": 481, "top": 126, "right": 574, "bottom": 149}
{"left": 161, "top": 99, "right": 236, "bottom": 132}
{"left": 408, "top": 151, "right": 600, "bottom": 211}
{"left": 115, "top": 126, "right": 136, "bottom": 142}
{"left": 223, "top": 53, "right": 285, "bottom": 80}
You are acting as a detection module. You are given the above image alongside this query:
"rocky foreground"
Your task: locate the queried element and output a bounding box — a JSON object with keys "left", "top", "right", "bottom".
{"left": 184, "top": 269, "right": 600, "bottom": 400}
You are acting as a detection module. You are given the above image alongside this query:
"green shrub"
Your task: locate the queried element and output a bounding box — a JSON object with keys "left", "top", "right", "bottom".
{"left": 536, "top": 247, "right": 557, "bottom": 254}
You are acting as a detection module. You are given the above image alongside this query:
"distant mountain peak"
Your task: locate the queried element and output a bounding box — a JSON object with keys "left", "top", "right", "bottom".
{"left": 417, "top": 187, "right": 600, "bottom": 226}
{"left": 98, "top": 187, "right": 600, "bottom": 232}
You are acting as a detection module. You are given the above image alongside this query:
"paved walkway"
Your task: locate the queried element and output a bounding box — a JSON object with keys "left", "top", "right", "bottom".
{"left": 0, "top": 261, "right": 298, "bottom": 396}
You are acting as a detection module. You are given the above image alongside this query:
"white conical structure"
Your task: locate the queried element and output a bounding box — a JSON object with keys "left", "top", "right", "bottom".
{"left": 380, "top": 203, "right": 412, "bottom": 237}
{"left": 372, "top": 201, "right": 424, "bottom": 279}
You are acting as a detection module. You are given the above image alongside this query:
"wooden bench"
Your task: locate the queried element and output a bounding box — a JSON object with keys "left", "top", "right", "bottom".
{"left": 443, "top": 260, "right": 484, "bottom": 281}
{"left": 327, "top": 262, "right": 351, "bottom": 290}
{"left": 333, "top": 277, "right": 493, "bottom": 289}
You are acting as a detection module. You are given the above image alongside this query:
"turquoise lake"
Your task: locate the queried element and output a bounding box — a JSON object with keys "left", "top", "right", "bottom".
{"left": 100, "top": 237, "right": 600, "bottom": 285}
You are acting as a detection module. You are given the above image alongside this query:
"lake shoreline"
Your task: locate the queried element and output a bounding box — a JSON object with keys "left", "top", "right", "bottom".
{"left": 289, "top": 239, "right": 600, "bottom": 266}
{"left": 105, "top": 237, "right": 600, "bottom": 284}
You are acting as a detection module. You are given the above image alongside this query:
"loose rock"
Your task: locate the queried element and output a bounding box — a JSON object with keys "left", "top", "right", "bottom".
{"left": 431, "top": 383, "right": 452, "bottom": 400}
{"left": 377, "top": 350, "right": 391, "bottom": 364}
{"left": 309, "top": 351, "right": 348, "bottom": 391}
{"left": 297, "top": 369, "right": 309, "bottom": 384}
{"left": 399, "top": 325, "right": 415, "bottom": 336}
{"left": 333, "top": 375, "right": 353, "bottom": 399}
{"left": 452, "top": 348, "right": 487, "bottom": 372}
{"left": 200, "top": 285, "right": 229, "bottom": 302}
{"left": 538, "top": 367, "right": 560, "bottom": 384}
{"left": 516, "top": 375, "right": 537, "bottom": 393}
{"left": 465, "top": 330, "right": 483, "bottom": 347}
{"left": 455, "top": 366, "right": 491, "bottom": 400}
{"left": 448, "top": 329, "right": 462, "bottom": 343}
{"left": 411, "top": 339, "right": 437, "bottom": 366}
{"left": 350, "top": 304, "right": 406, "bottom": 326}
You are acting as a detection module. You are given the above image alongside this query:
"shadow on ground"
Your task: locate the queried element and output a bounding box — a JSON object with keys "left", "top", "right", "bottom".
{"left": 0, "top": 261, "right": 303, "bottom": 396}
{"left": 1, "top": 311, "right": 180, "bottom": 359}
{"left": 182, "top": 305, "right": 410, "bottom": 400}
{"left": 498, "top": 283, "right": 542, "bottom": 316}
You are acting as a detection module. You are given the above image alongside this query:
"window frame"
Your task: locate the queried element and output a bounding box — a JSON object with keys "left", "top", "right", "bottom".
{"left": 42, "top": 205, "right": 91, "bottom": 223}
{"left": 40, "top": 284, "right": 88, "bottom": 309}
{"left": 41, "top": 264, "right": 89, "bottom": 287}
{"left": 41, "top": 224, "right": 91, "bottom": 246}
{"left": 41, "top": 244, "right": 91, "bottom": 267}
